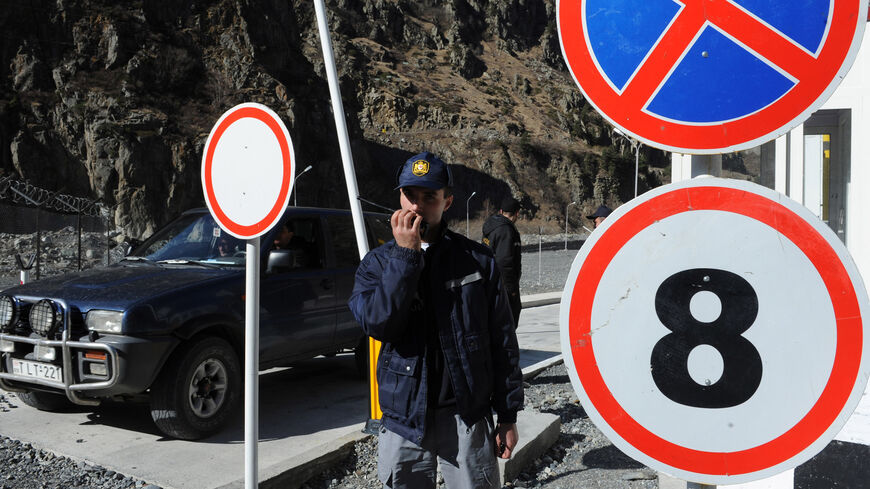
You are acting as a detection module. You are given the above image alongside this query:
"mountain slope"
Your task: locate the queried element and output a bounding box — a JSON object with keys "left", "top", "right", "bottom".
{"left": 0, "top": 0, "right": 669, "bottom": 237}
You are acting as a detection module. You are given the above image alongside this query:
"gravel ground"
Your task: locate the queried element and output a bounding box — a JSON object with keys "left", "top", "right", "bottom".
{"left": 0, "top": 245, "right": 643, "bottom": 489}
{"left": 0, "top": 437, "right": 160, "bottom": 489}
{"left": 519, "top": 247, "right": 580, "bottom": 296}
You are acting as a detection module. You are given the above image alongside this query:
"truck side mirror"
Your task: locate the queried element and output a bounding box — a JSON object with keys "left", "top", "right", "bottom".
{"left": 266, "top": 249, "right": 294, "bottom": 274}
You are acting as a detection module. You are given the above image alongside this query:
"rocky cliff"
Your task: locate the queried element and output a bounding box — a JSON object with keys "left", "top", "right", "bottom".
{"left": 0, "top": 0, "right": 669, "bottom": 238}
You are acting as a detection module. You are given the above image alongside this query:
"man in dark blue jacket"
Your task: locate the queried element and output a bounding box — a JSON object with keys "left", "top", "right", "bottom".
{"left": 349, "top": 152, "right": 523, "bottom": 489}
{"left": 482, "top": 196, "right": 522, "bottom": 329}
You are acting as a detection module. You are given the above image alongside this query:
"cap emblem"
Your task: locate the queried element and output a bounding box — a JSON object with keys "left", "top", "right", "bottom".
{"left": 412, "top": 160, "right": 430, "bottom": 177}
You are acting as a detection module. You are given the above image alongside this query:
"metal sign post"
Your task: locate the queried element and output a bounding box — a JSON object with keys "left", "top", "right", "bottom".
{"left": 313, "top": 0, "right": 368, "bottom": 260}
{"left": 201, "top": 103, "right": 295, "bottom": 489}
{"left": 244, "top": 237, "right": 260, "bottom": 489}
{"left": 312, "top": 0, "right": 381, "bottom": 431}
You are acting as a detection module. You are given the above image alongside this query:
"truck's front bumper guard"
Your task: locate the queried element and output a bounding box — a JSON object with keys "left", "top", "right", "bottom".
{"left": 0, "top": 299, "right": 119, "bottom": 406}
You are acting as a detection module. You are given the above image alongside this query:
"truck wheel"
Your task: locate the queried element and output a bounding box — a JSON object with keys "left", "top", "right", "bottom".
{"left": 150, "top": 336, "right": 240, "bottom": 440}
{"left": 17, "top": 390, "right": 72, "bottom": 411}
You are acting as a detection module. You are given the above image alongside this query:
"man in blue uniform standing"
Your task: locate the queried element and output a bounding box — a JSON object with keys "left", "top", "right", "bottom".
{"left": 588, "top": 205, "right": 613, "bottom": 229}
{"left": 349, "top": 152, "right": 523, "bottom": 489}
{"left": 482, "top": 196, "right": 523, "bottom": 329}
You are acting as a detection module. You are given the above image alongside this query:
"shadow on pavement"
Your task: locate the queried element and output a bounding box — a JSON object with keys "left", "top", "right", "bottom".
{"left": 83, "top": 401, "right": 163, "bottom": 437}
{"left": 71, "top": 354, "right": 368, "bottom": 444}
{"left": 526, "top": 374, "right": 571, "bottom": 386}
{"left": 207, "top": 354, "right": 367, "bottom": 444}
{"left": 583, "top": 444, "right": 646, "bottom": 470}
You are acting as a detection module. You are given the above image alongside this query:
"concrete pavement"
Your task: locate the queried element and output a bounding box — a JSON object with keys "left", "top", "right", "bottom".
{"left": 1, "top": 354, "right": 372, "bottom": 489}
{"left": 0, "top": 294, "right": 566, "bottom": 489}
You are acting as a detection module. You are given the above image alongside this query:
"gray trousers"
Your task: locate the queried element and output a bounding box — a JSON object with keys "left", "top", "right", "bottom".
{"left": 377, "top": 408, "right": 500, "bottom": 489}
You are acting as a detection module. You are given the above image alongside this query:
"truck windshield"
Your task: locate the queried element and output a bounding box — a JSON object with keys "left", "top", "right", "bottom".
{"left": 130, "top": 213, "right": 247, "bottom": 266}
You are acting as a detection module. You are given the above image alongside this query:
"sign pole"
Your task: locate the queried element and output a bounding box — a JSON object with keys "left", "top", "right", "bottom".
{"left": 312, "top": 0, "right": 381, "bottom": 432}
{"left": 244, "top": 237, "right": 260, "bottom": 489}
{"left": 201, "top": 102, "right": 294, "bottom": 489}
{"left": 312, "top": 0, "right": 368, "bottom": 259}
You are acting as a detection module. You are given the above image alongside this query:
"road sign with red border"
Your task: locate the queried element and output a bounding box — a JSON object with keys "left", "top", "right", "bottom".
{"left": 560, "top": 178, "right": 870, "bottom": 484}
{"left": 557, "top": 0, "right": 868, "bottom": 154}
{"left": 201, "top": 103, "right": 295, "bottom": 239}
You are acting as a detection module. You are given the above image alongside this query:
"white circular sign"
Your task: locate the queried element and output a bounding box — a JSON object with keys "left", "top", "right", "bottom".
{"left": 560, "top": 177, "right": 870, "bottom": 484}
{"left": 201, "top": 103, "right": 295, "bottom": 239}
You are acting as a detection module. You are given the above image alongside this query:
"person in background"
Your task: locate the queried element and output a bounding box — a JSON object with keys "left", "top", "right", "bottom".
{"left": 215, "top": 236, "right": 241, "bottom": 257}
{"left": 216, "top": 237, "right": 233, "bottom": 257}
{"left": 482, "top": 196, "right": 523, "bottom": 329}
{"left": 349, "top": 151, "right": 523, "bottom": 489}
{"left": 273, "top": 221, "right": 297, "bottom": 249}
{"left": 271, "top": 220, "right": 313, "bottom": 267}
{"left": 587, "top": 205, "right": 613, "bottom": 229}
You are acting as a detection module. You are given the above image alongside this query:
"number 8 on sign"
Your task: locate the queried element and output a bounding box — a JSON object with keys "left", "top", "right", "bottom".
{"left": 559, "top": 178, "right": 870, "bottom": 485}
{"left": 652, "top": 268, "right": 762, "bottom": 409}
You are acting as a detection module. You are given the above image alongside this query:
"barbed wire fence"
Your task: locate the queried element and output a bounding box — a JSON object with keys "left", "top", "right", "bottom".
{"left": 0, "top": 175, "right": 117, "bottom": 288}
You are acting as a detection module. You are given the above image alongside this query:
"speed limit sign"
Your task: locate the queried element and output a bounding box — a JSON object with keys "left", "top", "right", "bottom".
{"left": 560, "top": 178, "right": 870, "bottom": 484}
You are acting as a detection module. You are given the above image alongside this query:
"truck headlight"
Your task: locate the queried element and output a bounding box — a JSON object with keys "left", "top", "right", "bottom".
{"left": 86, "top": 310, "right": 124, "bottom": 334}
{"left": 30, "top": 300, "right": 60, "bottom": 337}
{"left": 0, "top": 296, "right": 15, "bottom": 331}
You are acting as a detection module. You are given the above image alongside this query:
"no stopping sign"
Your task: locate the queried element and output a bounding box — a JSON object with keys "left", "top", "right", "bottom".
{"left": 560, "top": 178, "right": 870, "bottom": 484}
{"left": 557, "top": 0, "right": 867, "bottom": 153}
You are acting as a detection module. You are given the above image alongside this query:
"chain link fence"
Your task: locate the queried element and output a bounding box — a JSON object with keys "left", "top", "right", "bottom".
{"left": 0, "top": 176, "right": 120, "bottom": 289}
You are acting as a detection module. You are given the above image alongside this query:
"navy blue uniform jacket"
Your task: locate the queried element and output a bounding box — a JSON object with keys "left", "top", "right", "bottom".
{"left": 482, "top": 213, "right": 522, "bottom": 292}
{"left": 349, "top": 228, "right": 524, "bottom": 445}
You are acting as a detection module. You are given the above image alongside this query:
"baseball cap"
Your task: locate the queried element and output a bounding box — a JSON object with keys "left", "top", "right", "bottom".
{"left": 587, "top": 205, "right": 613, "bottom": 220}
{"left": 501, "top": 197, "right": 521, "bottom": 214}
{"left": 395, "top": 152, "right": 453, "bottom": 190}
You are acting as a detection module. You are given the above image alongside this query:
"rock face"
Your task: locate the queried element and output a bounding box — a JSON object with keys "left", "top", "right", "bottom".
{"left": 0, "top": 0, "right": 669, "bottom": 238}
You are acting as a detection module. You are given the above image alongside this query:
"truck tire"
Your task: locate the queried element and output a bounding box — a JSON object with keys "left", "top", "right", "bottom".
{"left": 17, "top": 390, "right": 73, "bottom": 411}
{"left": 150, "top": 336, "right": 240, "bottom": 440}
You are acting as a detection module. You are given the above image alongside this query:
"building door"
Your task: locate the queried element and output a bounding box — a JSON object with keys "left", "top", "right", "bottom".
{"left": 803, "top": 109, "right": 851, "bottom": 244}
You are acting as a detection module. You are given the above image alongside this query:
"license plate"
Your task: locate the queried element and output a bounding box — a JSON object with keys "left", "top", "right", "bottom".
{"left": 11, "top": 359, "right": 62, "bottom": 382}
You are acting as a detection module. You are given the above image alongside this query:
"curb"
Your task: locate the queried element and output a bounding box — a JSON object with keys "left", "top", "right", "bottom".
{"left": 522, "top": 354, "right": 564, "bottom": 381}
{"left": 218, "top": 427, "right": 370, "bottom": 489}
{"left": 498, "top": 411, "right": 561, "bottom": 485}
{"left": 496, "top": 355, "right": 564, "bottom": 483}
{"left": 521, "top": 291, "right": 562, "bottom": 308}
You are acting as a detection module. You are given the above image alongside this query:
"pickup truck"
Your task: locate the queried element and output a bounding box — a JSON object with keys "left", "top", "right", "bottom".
{"left": 0, "top": 206, "right": 392, "bottom": 439}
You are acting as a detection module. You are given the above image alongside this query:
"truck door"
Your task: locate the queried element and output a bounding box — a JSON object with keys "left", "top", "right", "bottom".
{"left": 259, "top": 215, "right": 336, "bottom": 363}
{"left": 324, "top": 212, "right": 364, "bottom": 350}
{"left": 326, "top": 212, "right": 394, "bottom": 349}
